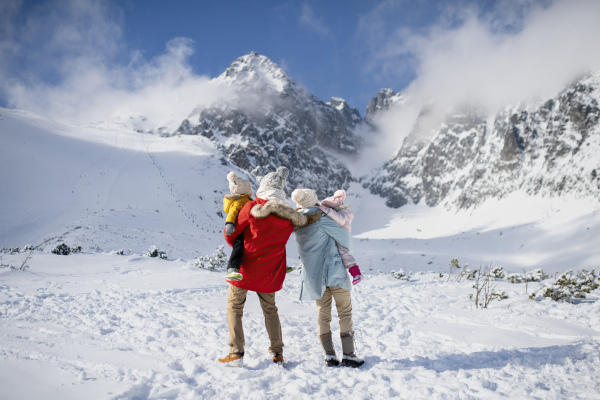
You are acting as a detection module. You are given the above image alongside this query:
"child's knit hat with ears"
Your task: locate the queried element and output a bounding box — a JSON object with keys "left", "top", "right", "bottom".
{"left": 291, "top": 188, "right": 319, "bottom": 209}
{"left": 227, "top": 171, "right": 253, "bottom": 196}
{"left": 320, "top": 190, "right": 346, "bottom": 208}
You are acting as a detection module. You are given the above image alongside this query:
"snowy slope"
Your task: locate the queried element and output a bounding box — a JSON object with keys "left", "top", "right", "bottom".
{"left": 0, "top": 108, "right": 228, "bottom": 259}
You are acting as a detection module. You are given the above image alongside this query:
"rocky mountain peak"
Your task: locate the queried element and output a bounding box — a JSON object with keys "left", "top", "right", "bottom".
{"left": 326, "top": 97, "right": 362, "bottom": 127}
{"left": 365, "top": 88, "right": 404, "bottom": 122}
{"left": 172, "top": 53, "right": 369, "bottom": 199}
{"left": 217, "top": 52, "right": 294, "bottom": 94}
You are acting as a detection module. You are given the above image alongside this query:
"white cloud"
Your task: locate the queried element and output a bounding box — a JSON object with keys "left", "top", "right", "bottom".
{"left": 0, "top": 0, "right": 226, "bottom": 129}
{"left": 361, "top": 0, "right": 600, "bottom": 153}
{"left": 299, "top": 3, "right": 331, "bottom": 37}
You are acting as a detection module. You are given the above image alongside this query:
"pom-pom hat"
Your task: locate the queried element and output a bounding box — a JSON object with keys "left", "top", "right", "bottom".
{"left": 227, "top": 171, "right": 252, "bottom": 196}
{"left": 291, "top": 188, "right": 319, "bottom": 209}
{"left": 256, "top": 166, "right": 289, "bottom": 201}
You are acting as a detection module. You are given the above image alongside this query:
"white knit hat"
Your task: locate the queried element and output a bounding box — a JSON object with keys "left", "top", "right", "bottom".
{"left": 291, "top": 188, "right": 319, "bottom": 209}
{"left": 227, "top": 171, "right": 252, "bottom": 196}
{"left": 256, "top": 166, "right": 289, "bottom": 201}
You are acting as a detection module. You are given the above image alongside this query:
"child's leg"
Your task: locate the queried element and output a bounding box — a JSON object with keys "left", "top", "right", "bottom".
{"left": 336, "top": 243, "right": 357, "bottom": 269}
{"left": 228, "top": 232, "right": 245, "bottom": 271}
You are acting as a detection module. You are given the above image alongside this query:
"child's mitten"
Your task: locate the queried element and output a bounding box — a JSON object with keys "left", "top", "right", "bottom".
{"left": 349, "top": 265, "right": 363, "bottom": 285}
{"left": 225, "top": 222, "right": 236, "bottom": 236}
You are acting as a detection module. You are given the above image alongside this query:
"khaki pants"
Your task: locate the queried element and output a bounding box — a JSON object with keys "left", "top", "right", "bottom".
{"left": 227, "top": 285, "right": 284, "bottom": 354}
{"left": 315, "top": 286, "right": 353, "bottom": 336}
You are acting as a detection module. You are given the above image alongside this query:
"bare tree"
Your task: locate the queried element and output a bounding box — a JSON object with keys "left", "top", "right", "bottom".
{"left": 472, "top": 264, "right": 506, "bottom": 309}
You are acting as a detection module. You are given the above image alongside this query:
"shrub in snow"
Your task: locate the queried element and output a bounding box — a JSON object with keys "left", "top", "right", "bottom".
{"left": 527, "top": 268, "right": 551, "bottom": 282}
{"left": 1, "top": 246, "right": 29, "bottom": 254}
{"left": 448, "top": 259, "right": 477, "bottom": 282}
{"left": 458, "top": 266, "right": 477, "bottom": 281}
{"left": 507, "top": 268, "right": 551, "bottom": 284}
{"left": 507, "top": 273, "right": 524, "bottom": 284}
{"left": 537, "top": 269, "right": 599, "bottom": 302}
{"left": 491, "top": 266, "right": 505, "bottom": 279}
{"left": 51, "top": 243, "right": 82, "bottom": 255}
{"left": 188, "top": 246, "right": 227, "bottom": 270}
{"left": 143, "top": 245, "right": 167, "bottom": 259}
{"left": 471, "top": 264, "right": 508, "bottom": 309}
{"left": 447, "top": 259, "right": 461, "bottom": 281}
{"left": 0, "top": 251, "right": 32, "bottom": 271}
{"left": 390, "top": 269, "right": 410, "bottom": 280}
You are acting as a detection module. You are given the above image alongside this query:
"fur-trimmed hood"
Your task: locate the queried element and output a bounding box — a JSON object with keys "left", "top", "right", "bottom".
{"left": 251, "top": 200, "right": 322, "bottom": 229}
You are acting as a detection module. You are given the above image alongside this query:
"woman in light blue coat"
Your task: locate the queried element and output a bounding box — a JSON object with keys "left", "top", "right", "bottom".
{"left": 292, "top": 188, "right": 364, "bottom": 368}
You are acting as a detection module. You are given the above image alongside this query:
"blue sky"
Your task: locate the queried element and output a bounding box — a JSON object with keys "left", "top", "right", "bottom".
{"left": 1, "top": 0, "right": 600, "bottom": 126}
{"left": 117, "top": 0, "right": 457, "bottom": 109}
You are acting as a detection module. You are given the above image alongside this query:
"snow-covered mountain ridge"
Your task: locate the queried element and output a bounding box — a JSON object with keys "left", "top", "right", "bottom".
{"left": 366, "top": 70, "right": 600, "bottom": 209}
{"left": 171, "top": 52, "right": 365, "bottom": 198}
{"left": 160, "top": 53, "right": 600, "bottom": 211}
{"left": 84, "top": 52, "right": 600, "bottom": 212}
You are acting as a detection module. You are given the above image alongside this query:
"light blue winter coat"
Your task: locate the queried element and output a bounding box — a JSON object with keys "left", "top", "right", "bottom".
{"left": 294, "top": 207, "right": 353, "bottom": 301}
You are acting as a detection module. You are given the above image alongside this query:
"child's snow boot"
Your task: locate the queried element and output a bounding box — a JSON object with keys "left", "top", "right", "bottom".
{"left": 341, "top": 354, "right": 364, "bottom": 368}
{"left": 225, "top": 267, "right": 243, "bottom": 282}
{"left": 341, "top": 331, "right": 364, "bottom": 368}
{"left": 325, "top": 354, "right": 340, "bottom": 367}
{"left": 320, "top": 332, "right": 339, "bottom": 367}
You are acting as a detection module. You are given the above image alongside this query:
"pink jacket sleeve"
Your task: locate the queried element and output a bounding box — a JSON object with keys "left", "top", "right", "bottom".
{"left": 319, "top": 206, "right": 354, "bottom": 232}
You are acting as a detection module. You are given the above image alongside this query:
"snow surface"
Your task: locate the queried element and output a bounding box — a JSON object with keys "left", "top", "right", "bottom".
{"left": 1, "top": 253, "right": 599, "bottom": 399}
{"left": 1, "top": 107, "right": 600, "bottom": 398}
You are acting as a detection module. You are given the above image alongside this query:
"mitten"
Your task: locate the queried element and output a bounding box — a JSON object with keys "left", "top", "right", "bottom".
{"left": 318, "top": 206, "right": 330, "bottom": 214}
{"left": 225, "top": 223, "right": 236, "bottom": 236}
{"left": 349, "top": 265, "right": 363, "bottom": 285}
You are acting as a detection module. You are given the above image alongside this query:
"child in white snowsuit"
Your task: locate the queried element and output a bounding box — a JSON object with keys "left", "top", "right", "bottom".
{"left": 318, "top": 190, "right": 363, "bottom": 285}
{"left": 222, "top": 171, "right": 253, "bottom": 282}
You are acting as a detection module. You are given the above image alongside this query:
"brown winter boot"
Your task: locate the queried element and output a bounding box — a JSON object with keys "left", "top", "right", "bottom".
{"left": 320, "top": 332, "right": 339, "bottom": 367}
{"left": 219, "top": 352, "right": 244, "bottom": 367}
{"left": 272, "top": 352, "right": 284, "bottom": 365}
{"left": 340, "top": 331, "right": 364, "bottom": 368}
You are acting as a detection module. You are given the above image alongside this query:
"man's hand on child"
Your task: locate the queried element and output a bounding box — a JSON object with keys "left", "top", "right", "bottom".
{"left": 225, "top": 223, "right": 236, "bottom": 236}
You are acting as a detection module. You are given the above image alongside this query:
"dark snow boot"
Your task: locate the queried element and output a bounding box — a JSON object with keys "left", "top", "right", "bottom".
{"left": 325, "top": 354, "right": 340, "bottom": 367}
{"left": 341, "top": 331, "right": 364, "bottom": 368}
{"left": 341, "top": 354, "right": 364, "bottom": 368}
{"left": 320, "top": 332, "right": 339, "bottom": 367}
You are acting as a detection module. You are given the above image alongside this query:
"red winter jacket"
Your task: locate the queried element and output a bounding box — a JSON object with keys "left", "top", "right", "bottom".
{"left": 224, "top": 197, "right": 310, "bottom": 293}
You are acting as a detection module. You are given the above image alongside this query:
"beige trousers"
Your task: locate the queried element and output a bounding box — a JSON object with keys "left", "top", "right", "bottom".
{"left": 315, "top": 286, "right": 353, "bottom": 336}
{"left": 227, "top": 285, "right": 284, "bottom": 354}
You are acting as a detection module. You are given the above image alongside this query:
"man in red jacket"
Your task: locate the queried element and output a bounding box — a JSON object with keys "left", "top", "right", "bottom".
{"left": 218, "top": 167, "right": 313, "bottom": 367}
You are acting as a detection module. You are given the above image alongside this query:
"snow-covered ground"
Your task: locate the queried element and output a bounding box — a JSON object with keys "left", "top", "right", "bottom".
{"left": 1, "top": 252, "right": 599, "bottom": 399}
{"left": 1, "top": 107, "right": 600, "bottom": 398}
